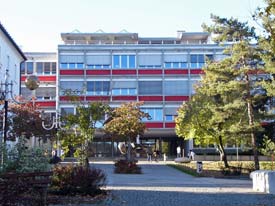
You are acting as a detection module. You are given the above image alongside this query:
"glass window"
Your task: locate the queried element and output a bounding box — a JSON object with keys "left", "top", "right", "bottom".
{"left": 142, "top": 108, "right": 163, "bottom": 121}
{"left": 121, "top": 88, "right": 128, "bottom": 95}
{"left": 44, "top": 62, "right": 51, "bottom": 74}
{"left": 26, "top": 62, "right": 34, "bottom": 74}
{"left": 36, "top": 62, "right": 43, "bottom": 74}
{"left": 76, "top": 63, "right": 84, "bottom": 69}
{"left": 181, "top": 62, "right": 188, "bottom": 68}
{"left": 95, "top": 65, "right": 101, "bottom": 69}
{"left": 69, "top": 63, "right": 75, "bottom": 69}
{"left": 198, "top": 55, "right": 205, "bottom": 63}
{"left": 190, "top": 55, "right": 197, "bottom": 63}
{"left": 113, "top": 55, "right": 120, "bottom": 68}
{"left": 121, "top": 55, "right": 127, "bottom": 68}
{"left": 52, "top": 62, "right": 56, "bottom": 74}
{"left": 61, "top": 108, "right": 74, "bottom": 116}
{"left": 164, "top": 62, "right": 172, "bottom": 68}
{"left": 103, "top": 64, "right": 110, "bottom": 69}
{"left": 129, "top": 55, "right": 135, "bottom": 68}
{"left": 129, "top": 88, "right": 136, "bottom": 95}
{"left": 173, "top": 62, "right": 180, "bottom": 68}
{"left": 60, "top": 63, "right": 67, "bottom": 69}
{"left": 112, "top": 88, "right": 120, "bottom": 95}
{"left": 190, "top": 63, "right": 197, "bottom": 68}
{"left": 20, "top": 62, "right": 25, "bottom": 74}
{"left": 165, "top": 115, "right": 173, "bottom": 121}
{"left": 138, "top": 81, "right": 162, "bottom": 95}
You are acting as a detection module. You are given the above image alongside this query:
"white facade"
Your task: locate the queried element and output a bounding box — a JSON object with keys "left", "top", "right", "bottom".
{"left": 0, "top": 23, "right": 26, "bottom": 99}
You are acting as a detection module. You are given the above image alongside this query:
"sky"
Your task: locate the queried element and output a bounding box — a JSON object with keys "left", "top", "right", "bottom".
{"left": 0, "top": 0, "right": 265, "bottom": 52}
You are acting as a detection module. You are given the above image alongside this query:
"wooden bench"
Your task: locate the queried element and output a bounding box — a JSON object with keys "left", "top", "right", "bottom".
{"left": 0, "top": 171, "right": 53, "bottom": 206}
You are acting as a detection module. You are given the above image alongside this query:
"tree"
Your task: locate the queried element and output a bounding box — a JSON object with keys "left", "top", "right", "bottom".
{"left": 176, "top": 58, "right": 246, "bottom": 168}
{"left": 191, "top": 14, "right": 273, "bottom": 170}
{"left": 61, "top": 102, "right": 110, "bottom": 167}
{"left": 104, "top": 102, "right": 150, "bottom": 161}
{"left": 260, "top": 136, "right": 275, "bottom": 170}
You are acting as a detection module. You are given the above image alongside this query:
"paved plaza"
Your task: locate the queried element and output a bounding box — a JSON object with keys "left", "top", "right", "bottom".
{"left": 91, "top": 161, "right": 275, "bottom": 206}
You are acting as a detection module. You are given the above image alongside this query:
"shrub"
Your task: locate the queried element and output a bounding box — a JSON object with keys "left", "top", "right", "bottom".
{"left": 114, "top": 159, "right": 142, "bottom": 174}
{"left": 50, "top": 164, "right": 106, "bottom": 196}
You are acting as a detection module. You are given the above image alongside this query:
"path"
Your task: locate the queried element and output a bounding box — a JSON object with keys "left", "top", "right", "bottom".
{"left": 91, "top": 161, "right": 275, "bottom": 206}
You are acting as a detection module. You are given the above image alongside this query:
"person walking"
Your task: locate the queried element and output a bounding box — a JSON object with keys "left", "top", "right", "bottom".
{"left": 176, "top": 146, "right": 181, "bottom": 158}
{"left": 147, "top": 147, "right": 152, "bottom": 162}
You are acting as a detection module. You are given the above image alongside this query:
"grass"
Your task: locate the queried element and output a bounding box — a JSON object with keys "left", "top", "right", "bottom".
{"left": 167, "top": 161, "right": 274, "bottom": 178}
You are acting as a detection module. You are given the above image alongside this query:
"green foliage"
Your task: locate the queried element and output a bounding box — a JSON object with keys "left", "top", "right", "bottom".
{"left": 260, "top": 136, "right": 275, "bottom": 156}
{"left": 114, "top": 160, "right": 142, "bottom": 174}
{"left": 60, "top": 102, "right": 110, "bottom": 166}
{"left": 0, "top": 139, "right": 50, "bottom": 174}
{"left": 202, "top": 14, "right": 256, "bottom": 43}
{"left": 50, "top": 164, "right": 106, "bottom": 196}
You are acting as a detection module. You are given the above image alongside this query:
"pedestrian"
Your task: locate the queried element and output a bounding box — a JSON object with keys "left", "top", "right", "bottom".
{"left": 190, "top": 149, "right": 195, "bottom": 160}
{"left": 176, "top": 146, "right": 181, "bottom": 158}
{"left": 153, "top": 150, "right": 159, "bottom": 162}
{"left": 147, "top": 147, "right": 152, "bottom": 162}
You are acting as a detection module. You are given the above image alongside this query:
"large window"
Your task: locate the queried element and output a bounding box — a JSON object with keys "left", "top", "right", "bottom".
{"left": 60, "top": 81, "right": 84, "bottom": 95}
{"left": 164, "top": 62, "right": 188, "bottom": 69}
{"left": 87, "top": 81, "right": 110, "bottom": 95}
{"left": 164, "top": 80, "right": 189, "bottom": 95}
{"left": 138, "top": 81, "right": 162, "bottom": 95}
{"left": 113, "top": 55, "right": 136, "bottom": 69}
{"left": 26, "top": 62, "right": 34, "bottom": 74}
{"left": 60, "top": 63, "right": 84, "bottom": 69}
{"left": 112, "top": 88, "right": 137, "bottom": 95}
{"left": 141, "top": 108, "right": 163, "bottom": 121}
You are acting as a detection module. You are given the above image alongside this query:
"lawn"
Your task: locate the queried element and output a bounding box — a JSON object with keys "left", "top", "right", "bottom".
{"left": 168, "top": 161, "right": 274, "bottom": 177}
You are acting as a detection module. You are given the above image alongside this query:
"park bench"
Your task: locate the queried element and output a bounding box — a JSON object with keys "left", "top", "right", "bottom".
{"left": 0, "top": 171, "right": 53, "bottom": 206}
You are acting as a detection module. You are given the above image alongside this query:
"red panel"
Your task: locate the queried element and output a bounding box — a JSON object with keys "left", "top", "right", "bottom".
{"left": 112, "top": 70, "right": 136, "bottom": 75}
{"left": 165, "top": 96, "right": 189, "bottom": 101}
{"left": 138, "top": 70, "right": 162, "bottom": 75}
{"left": 164, "top": 69, "right": 188, "bottom": 75}
{"left": 145, "top": 122, "right": 163, "bottom": 128}
{"left": 60, "top": 96, "right": 85, "bottom": 101}
{"left": 112, "top": 96, "right": 137, "bottom": 101}
{"left": 139, "top": 96, "right": 163, "bottom": 101}
{"left": 60, "top": 70, "right": 84, "bottom": 75}
{"left": 86, "top": 70, "right": 111, "bottom": 75}
{"left": 165, "top": 122, "right": 176, "bottom": 128}
{"left": 35, "top": 101, "right": 56, "bottom": 107}
{"left": 21, "top": 76, "right": 56, "bottom": 82}
{"left": 86, "top": 96, "right": 110, "bottom": 101}
{"left": 190, "top": 69, "right": 205, "bottom": 74}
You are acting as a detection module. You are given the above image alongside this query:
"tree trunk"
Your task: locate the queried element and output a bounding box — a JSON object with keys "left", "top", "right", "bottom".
{"left": 127, "top": 138, "right": 132, "bottom": 161}
{"left": 218, "top": 135, "right": 229, "bottom": 168}
{"left": 245, "top": 73, "right": 260, "bottom": 170}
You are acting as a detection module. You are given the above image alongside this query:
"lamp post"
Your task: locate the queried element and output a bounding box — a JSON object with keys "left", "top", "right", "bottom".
{"left": 0, "top": 69, "right": 39, "bottom": 143}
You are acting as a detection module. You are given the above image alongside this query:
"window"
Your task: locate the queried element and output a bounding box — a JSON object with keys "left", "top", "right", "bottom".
{"left": 20, "top": 62, "right": 25, "bottom": 74}
{"left": 165, "top": 115, "right": 177, "bottom": 121}
{"left": 26, "top": 62, "right": 34, "bottom": 74}
{"left": 87, "top": 81, "right": 110, "bottom": 95}
{"left": 164, "top": 62, "right": 188, "bottom": 69}
{"left": 44, "top": 62, "right": 51, "bottom": 74}
{"left": 60, "top": 81, "right": 84, "bottom": 95}
{"left": 190, "top": 54, "right": 205, "bottom": 68}
{"left": 142, "top": 108, "right": 163, "bottom": 121}
{"left": 36, "top": 62, "right": 43, "bottom": 74}
{"left": 87, "top": 64, "right": 110, "bottom": 69}
{"left": 61, "top": 63, "right": 84, "bottom": 69}
{"left": 60, "top": 63, "right": 67, "bottom": 69}
{"left": 164, "top": 81, "right": 189, "bottom": 95}
{"left": 138, "top": 81, "right": 162, "bottom": 95}
{"left": 112, "top": 55, "right": 136, "bottom": 68}
{"left": 61, "top": 108, "right": 74, "bottom": 116}
{"left": 111, "top": 88, "right": 137, "bottom": 95}
{"left": 52, "top": 62, "right": 56, "bottom": 74}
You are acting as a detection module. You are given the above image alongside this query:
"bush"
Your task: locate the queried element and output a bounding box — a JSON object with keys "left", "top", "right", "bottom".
{"left": 114, "top": 159, "right": 142, "bottom": 174}
{"left": 50, "top": 164, "right": 106, "bottom": 196}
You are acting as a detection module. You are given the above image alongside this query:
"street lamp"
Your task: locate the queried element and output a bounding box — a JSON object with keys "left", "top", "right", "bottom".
{"left": 0, "top": 69, "right": 39, "bottom": 143}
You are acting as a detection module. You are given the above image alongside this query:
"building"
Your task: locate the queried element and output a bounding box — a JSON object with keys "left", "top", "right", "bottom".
{"left": 0, "top": 22, "right": 26, "bottom": 143}
{"left": 57, "top": 30, "right": 227, "bottom": 157}
{"left": 0, "top": 22, "right": 26, "bottom": 99}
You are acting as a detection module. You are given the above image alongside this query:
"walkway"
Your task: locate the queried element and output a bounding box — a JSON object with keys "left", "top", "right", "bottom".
{"left": 91, "top": 161, "right": 275, "bottom": 206}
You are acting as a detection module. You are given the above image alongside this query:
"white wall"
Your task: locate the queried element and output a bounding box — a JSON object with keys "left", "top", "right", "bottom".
{"left": 0, "top": 29, "right": 24, "bottom": 99}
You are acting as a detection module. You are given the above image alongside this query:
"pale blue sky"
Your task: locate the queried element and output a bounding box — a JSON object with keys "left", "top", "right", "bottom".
{"left": 0, "top": 0, "right": 264, "bottom": 52}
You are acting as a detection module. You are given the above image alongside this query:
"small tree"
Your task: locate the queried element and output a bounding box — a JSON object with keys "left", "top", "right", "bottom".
{"left": 260, "top": 136, "right": 275, "bottom": 170}
{"left": 62, "top": 102, "right": 110, "bottom": 168}
{"left": 104, "top": 102, "right": 150, "bottom": 161}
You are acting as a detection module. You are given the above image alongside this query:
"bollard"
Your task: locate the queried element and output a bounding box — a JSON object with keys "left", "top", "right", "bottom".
{"left": 196, "top": 161, "right": 203, "bottom": 173}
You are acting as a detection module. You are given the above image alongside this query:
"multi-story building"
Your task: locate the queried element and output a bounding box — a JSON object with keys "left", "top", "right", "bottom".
{"left": 57, "top": 31, "right": 226, "bottom": 157}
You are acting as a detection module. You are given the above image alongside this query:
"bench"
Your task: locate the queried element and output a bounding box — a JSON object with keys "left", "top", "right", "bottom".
{"left": 250, "top": 170, "right": 275, "bottom": 194}
{"left": 0, "top": 171, "right": 53, "bottom": 206}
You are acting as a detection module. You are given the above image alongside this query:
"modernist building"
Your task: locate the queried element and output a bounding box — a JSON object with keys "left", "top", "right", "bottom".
{"left": 56, "top": 31, "right": 227, "bottom": 157}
